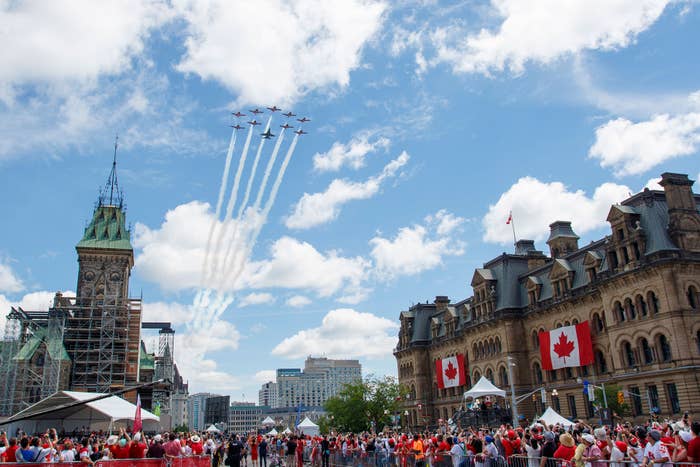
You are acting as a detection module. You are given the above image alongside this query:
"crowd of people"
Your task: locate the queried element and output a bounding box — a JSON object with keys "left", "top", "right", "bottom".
{"left": 1, "top": 418, "right": 699, "bottom": 467}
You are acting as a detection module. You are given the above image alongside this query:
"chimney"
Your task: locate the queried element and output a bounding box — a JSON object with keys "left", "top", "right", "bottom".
{"left": 515, "top": 239, "right": 548, "bottom": 270}
{"left": 434, "top": 295, "right": 450, "bottom": 311}
{"left": 546, "top": 221, "right": 579, "bottom": 258}
{"left": 659, "top": 172, "right": 700, "bottom": 252}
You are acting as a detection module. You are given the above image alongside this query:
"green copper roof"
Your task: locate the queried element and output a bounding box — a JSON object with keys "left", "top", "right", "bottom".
{"left": 140, "top": 341, "right": 155, "bottom": 371}
{"left": 13, "top": 327, "right": 70, "bottom": 362}
{"left": 77, "top": 205, "right": 132, "bottom": 250}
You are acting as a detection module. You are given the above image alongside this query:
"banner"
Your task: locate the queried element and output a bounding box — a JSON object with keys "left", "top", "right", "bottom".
{"left": 436, "top": 354, "right": 466, "bottom": 389}
{"left": 539, "top": 321, "right": 593, "bottom": 370}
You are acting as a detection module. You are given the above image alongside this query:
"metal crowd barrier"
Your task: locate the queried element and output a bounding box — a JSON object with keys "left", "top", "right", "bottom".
{"left": 508, "top": 454, "right": 700, "bottom": 467}
{"left": 0, "top": 456, "right": 213, "bottom": 467}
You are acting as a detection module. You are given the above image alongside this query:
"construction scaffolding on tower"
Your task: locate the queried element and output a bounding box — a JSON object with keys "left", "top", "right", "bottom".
{"left": 0, "top": 309, "right": 24, "bottom": 416}
{"left": 142, "top": 322, "right": 175, "bottom": 415}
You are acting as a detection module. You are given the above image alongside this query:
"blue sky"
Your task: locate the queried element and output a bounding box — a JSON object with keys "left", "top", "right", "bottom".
{"left": 1, "top": 0, "right": 699, "bottom": 402}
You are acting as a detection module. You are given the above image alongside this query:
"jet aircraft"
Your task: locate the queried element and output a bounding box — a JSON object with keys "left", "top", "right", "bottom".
{"left": 297, "top": 117, "right": 310, "bottom": 123}
{"left": 294, "top": 129, "right": 307, "bottom": 135}
{"left": 248, "top": 120, "right": 261, "bottom": 126}
{"left": 280, "top": 123, "right": 294, "bottom": 129}
{"left": 267, "top": 105, "right": 281, "bottom": 112}
{"left": 250, "top": 108, "right": 263, "bottom": 115}
{"left": 282, "top": 111, "right": 296, "bottom": 118}
{"left": 261, "top": 129, "right": 275, "bottom": 139}
{"left": 232, "top": 111, "right": 246, "bottom": 118}
{"left": 229, "top": 124, "right": 244, "bottom": 130}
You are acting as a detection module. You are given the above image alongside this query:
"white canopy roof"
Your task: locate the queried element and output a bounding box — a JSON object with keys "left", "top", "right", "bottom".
{"left": 283, "top": 427, "right": 292, "bottom": 434}
{"left": 463, "top": 376, "right": 506, "bottom": 399}
{"left": 533, "top": 407, "right": 575, "bottom": 428}
{"left": 1, "top": 390, "right": 159, "bottom": 433}
{"left": 206, "top": 425, "right": 221, "bottom": 433}
{"left": 261, "top": 416, "right": 276, "bottom": 426}
{"left": 297, "top": 417, "right": 319, "bottom": 436}
{"left": 267, "top": 428, "right": 278, "bottom": 435}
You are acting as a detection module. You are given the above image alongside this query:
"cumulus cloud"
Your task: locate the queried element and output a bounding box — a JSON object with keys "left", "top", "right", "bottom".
{"left": 238, "top": 292, "right": 275, "bottom": 307}
{"left": 313, "top": 133, "right": 390, "bottom": 172}
{"left": 174, "top": 0, "right": 387, "bottom": 106}
{"left": 0, "top": 261, "right": 24, "bottom": 294}
{"left": 370, "top": 210, "right": 466, "bottom": 280}
{"left": 482, "top": 177, "right": 630, "bottom": 244}
{"left": 245, "top": 237, "right": 370, "bottom": 298}
{"left": 0, "top": 290, "right": 75, "bottom": 337}
{"left": 589, "top": 112, "right": 700, "bottom": 177}
{"left": 422, "top": 0, "right": 669, "bottom": 75}
{"left": 142, "top": 301, "right": 197, "bottom": 325}
{"left": 286, "top": 151, "right": 410, "bottom": 229}
{"left": 0, "top": 0, "right": 171, "bottom": 90}
{"left": 271, "top": 308, "right": 398, "bottom": 359}
{"left": 286, "top": 295, "right": 312, "bottom": 308}
{"left": 254, "top": 370, "right": 277, "bottom": 383}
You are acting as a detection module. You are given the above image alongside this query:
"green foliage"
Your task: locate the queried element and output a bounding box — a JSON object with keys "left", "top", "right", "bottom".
{"left": 172, "top": 424, "right": 190, "bottom": 433}
{"left": 593, "top": 383, "right": 629, "bottom": 417}
{"left": 324, "top": 375, "right": 407, "bottom": 433}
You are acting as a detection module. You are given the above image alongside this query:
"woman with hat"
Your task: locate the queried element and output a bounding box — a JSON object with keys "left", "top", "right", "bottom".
{"left": 553, "top": 433, "right": 576, "bottom": 462}
{"left": 581, "top": 434, "right": 603, "bottom": 467}
{"left": 671, "top": 431, "right": 691, "bottom": 463}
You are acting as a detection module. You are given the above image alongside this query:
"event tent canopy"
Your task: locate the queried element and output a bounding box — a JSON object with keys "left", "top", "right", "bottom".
{"left": 267, "top": 428, "right": 278, "bottom": 435}
{"left": 463, "top": 376, "right": 506, "bottom": 399}
{"left": 296, "top": 417, "right": 319, "bottom": 436}
{"left": 533, "top": 407, "right": 575, "bottom": 428}
{"left": 206, "top": 425, "right": 221, "bottom": 433}
{"left": 261, "top": 416, "right": 276, "bottom": 427}
{"left": 0, "top": 390, "right": 159, "bottom": 433}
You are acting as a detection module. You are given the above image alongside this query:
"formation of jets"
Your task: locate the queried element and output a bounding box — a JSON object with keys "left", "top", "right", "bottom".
{"left": 230, "top": 106, "right": 308, "bottom": 137}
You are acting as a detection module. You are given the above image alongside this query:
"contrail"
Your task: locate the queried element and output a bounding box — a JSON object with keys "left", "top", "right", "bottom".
{"left": 219, "top": 133, "right": 300, "bottom": 297}
{"left": 208, "top": 124, "right": 254, "bottom": 285}
{"left": 200, "top": 127, "right": 237, "bottom": 288}
{"left": 255, "top": 127, "right": 286, "bottom": 209}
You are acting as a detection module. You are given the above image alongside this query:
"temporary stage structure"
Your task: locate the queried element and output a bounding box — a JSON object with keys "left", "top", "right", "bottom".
{"left": 296, "top": 417, "right": 319, "bottom": 436}
{"left": 463, "top": 376, "right": 506, "bottom": 399}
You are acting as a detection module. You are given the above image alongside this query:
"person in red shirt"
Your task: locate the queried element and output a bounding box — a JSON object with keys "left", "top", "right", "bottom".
{"left": 553, "top": 433, "right": 576, "bottom": 461}
{"left": 3, "top": 438, "right": 19, "bottom": 463}
{"left": 129, "top": 433, "right": 148, "bottom": 458}
{"left": 191, "top": 435, "right": 204, "bottom": 455}
{"left": 687, "top": 422, "right": 700, "bottom": 463}
{"left": 435, "top": 434, "right": 450, "bottom": 467}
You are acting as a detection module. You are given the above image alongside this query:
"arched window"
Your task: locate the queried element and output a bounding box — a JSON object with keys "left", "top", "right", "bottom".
{"left": 473, "top": 370, "right": 481, "bottom": 381}
{"left": 564, "top": 320, "right": 571, "bottom": 327}
{"left": 688, "top": 286, "right": 698, "bottom": 310}
{"left": 641, "top": 338, "right": 654, "bottom": 364}
{"left": 648, "top": 291, "right": 660, "bottom": 314}
{"left": 596, "top": 350, "right": 607, "bottom": 374}
{"left": 593, "top": 313, "right": 605, "bottom": 333}
{"left": 624, "top": 341, "right": 636, "bottom": 367}
{"left": 533, "top": 363, "right": 543, "bottom": 384}
{"left": 658, "top": 335, "right": 672, "bottom": 362}
{"left": 614, "top": 301, "right": 625, "bottom": 322}
{"left": 496, "top": 337, "right": 502, "bottom": 353}
{"left": 489, "top": 339, "right": 495, "bottom": 355}
{"left": 532, "top": 331, "right": 539, "bottom": 349}
{"left": 572, "top": 318, "right": 579, "bottom": 325}
{"left": 473, "top": 344, "right": 478, "bottom": 360}
{"left": 486, "top": 368, "right": 494, "bottom": 383}
{"left": 478, "top": 342, "right": 484, "bottom": 359}
{"left": 499, "top": 366, "right": 508, "bottom": 386}
{"left": 550, "top": 369, "right": 558, "bottom": 381}
{"left": 625, "top": 298, "right": 636, "bottom": 319}
{"left": 637, "top": 294, "right": 648, "bottom": 317}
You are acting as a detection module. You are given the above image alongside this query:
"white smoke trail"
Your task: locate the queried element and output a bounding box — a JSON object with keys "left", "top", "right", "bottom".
{"left": 216, "top": 134, "right": 300, "bottom": 303}
{"left": 200, "top": 127, "right": 237, "bottom": 288}
{"left": 208, "top": 124, "right": 254, "bottom": 287}
{"left": 254, "top": 127, "right": 286, "bottom": 209}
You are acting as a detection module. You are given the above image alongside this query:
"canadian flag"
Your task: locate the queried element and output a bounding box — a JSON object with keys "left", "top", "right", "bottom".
{"left": 436, "top": 354, "right": 467, "bottom": 389}
{"left": 539, "top": 322, "right": 594, "bottom": 370}
{"left": 133, "top": 393, "right": 142, "bottom": 434}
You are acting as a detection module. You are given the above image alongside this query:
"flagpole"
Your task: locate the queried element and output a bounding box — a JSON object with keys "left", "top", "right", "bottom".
{"left": 508, "top": 211, "right": 517, "bottom": 246}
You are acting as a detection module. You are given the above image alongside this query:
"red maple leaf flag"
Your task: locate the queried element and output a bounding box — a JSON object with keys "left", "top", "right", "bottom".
{"left": 539, "top": 322, "right": 594, "bottom": 370}
{"left": 436, "top": 354, "right": 467, "bottom": 389}
{"left": 133, "top": 393, "right": 142, "bottom": 434}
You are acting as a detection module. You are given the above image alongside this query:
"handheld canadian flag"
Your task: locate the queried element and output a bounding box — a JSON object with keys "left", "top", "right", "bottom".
{"left": 506, "top": 212, "right": 513, "bottom": 225}
{"left": 436, "top": 354, "right": 467, "bottom": 389}
{"left": 539, "top": 322, "right": 593, "bottom": 370}
{"left": 133, "top": 393, "right": 142, "bottom": 434}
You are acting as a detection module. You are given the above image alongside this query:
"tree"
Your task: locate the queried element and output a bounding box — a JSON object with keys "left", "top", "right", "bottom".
{"left": 593, "top": 383, "right": 629, "bottom": 417}
{"left": 324, "top": 375, "right": 407, "bottom": 433}
{"left": 172, "top": 424, "right": 190, "bottom": 432}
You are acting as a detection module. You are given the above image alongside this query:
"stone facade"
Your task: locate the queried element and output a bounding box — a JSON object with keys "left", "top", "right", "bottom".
{"left": 395, "top": 172, "right": 700, "bottom": 430}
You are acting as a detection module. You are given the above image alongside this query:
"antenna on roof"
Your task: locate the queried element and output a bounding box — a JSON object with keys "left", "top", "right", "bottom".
{"left": 99, "top": 134, "right": 123, "bottom": 207}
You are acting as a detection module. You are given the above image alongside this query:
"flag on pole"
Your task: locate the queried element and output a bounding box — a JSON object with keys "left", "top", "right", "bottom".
{"left": 133, "top": 394, "right": 142, "bottom": 434}
{"left": 506, "top": 211, "right": 513, "bottom": 224}
{"left": 436, "top": 354, "right": 467, "bottom": 389}
{"left": 539, "top": 321, "right": 594, "bottom": 370}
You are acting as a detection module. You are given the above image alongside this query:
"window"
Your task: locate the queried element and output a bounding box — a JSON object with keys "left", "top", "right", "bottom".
{"left": 624, "top": 341, "right": 636, "bottom": 367}
{"left": 533, "top": 363, "right": 543, "bottom": 384}
{"left": 532, "top": 331, "right": 539, "bottom": 349}
{"left": 632, "top": 242, "right": 641, "bottom": 260}
{"left": 550, "top": 369, "right": 558, "bottom": 382}
{"left": 596, "top": 351, "right": 607, "bottom": 374}
{"left": 648, "top": 291, "right": 660, "bottom": 314}
{"left": 565, "top": 367, "right": 573, "bottom": 379}
{"left": 666, "top": 383, "right": 680, "bottom": 414}
{"left": 637, "top": 295, "right": 648, "bottom": 316}
{"left": 641, "top": 338, "right": 654, "bottom": 364}
{"left": 630, "top": 386, "right": 642, "bottom": 416}
{"left": 486, "top": 368, "right": 494, "bottom": 384}
{"left": 473, "top": 371, "right": 481, "bottom": 381}
{"left": 500, "top": 366, "right": 508, "bottom": 386}
{"left": 615, "top": 301, "right": 625, "bottom": 322}
{"left": 609, "top": 251, "right": 619, "bottom": 270}
{"left": 568, "top": 395, "right": 578, "bottom": 419}
{"left": 648, "top": 385, "right": 660, "bottom": 413}
{"left": 688, "top": 286, "right": 698, "bottom": 309}
{"left": 625, "top": 298, "right": 636, "bottom": 319}
{"left": 659, "top": 335, "right": 672, "bottom": 362}
{"left": 593, "top": 313, "right": 605, "bottom": 333}
{"left": 553, "top": 394, "right": 561, "bottom": 412}
{"left": 580, "top": 365, "right": 589, "bottom": 377}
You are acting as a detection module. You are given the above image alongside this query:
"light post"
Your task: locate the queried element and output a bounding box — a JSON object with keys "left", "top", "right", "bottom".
{"left": 506, "top": 355, "right": 519, "bottom": 427}
{"left": 551, "top": 389, "right": 560, "bottom": 412}
{"left": 577, "top": 378, "right": 608, "bottom": 408}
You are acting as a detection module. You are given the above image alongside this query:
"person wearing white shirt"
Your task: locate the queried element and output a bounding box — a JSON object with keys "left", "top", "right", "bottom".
{"left": 642, "top": 431, "right": 671, "bottom": 467}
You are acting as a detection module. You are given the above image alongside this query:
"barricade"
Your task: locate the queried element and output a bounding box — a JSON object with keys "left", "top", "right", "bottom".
{"left": 1, "top": 456, "right": 213, "bottom": 467}
{"left": 508, "top": 454, "right": 700, "bottom": 467}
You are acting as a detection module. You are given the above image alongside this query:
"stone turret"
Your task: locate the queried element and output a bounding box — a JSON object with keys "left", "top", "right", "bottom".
{"left": 546, "top": 221, "right": 579, "bottom": 258}
{"left": 659, "top": 172, "right": 700, "bottom": 252}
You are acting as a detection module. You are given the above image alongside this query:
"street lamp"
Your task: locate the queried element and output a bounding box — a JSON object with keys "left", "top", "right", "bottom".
{"left": 551, "top": 389, "right": 560, "bottom": 412}
{"left": 506, "top": 355, "right": 519, "bottom": 427}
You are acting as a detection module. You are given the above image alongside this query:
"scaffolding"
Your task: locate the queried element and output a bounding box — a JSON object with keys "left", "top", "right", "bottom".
{"left": 41, "top": 308, "right": 67, "bottom": 398}
{"left": 0, "top": 309, "right": 22, "bottom": 416}
{"left": 142, "top": 322, "right": 175, "bottom": 415}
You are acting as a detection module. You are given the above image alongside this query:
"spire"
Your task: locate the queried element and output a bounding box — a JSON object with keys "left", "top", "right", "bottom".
{"left": 99, "top": 135, "right": 123, "bottom": 207}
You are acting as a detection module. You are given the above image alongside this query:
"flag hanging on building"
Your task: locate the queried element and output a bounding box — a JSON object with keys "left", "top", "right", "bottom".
{"left": 436, "top": 354, "right": 467, "bottom": 389}
{"left": 506, "top": 211, "right": 513, "bottom": 224}
{"left": 133, "top": 394, "right": 142, "bottom": 434}
{"left": 539, "top": 321, "right": 594, "bottom": 370}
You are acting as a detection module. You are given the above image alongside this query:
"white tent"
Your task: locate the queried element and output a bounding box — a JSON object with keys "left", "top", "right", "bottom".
{"left": 283, "top": 427, "right": 292, "bottom": 434}
{"left": 463, "top": 376, "right": 507, "bottom": 399}
{"left": 0, "top": 390, "right": 160, "bottom": 434}
{"left": 532, "top": 407, "right": 575, "bottom": 428}
{"left": 261, "top": 416, "right": 276, "bottom": 427}
{"left": 206, "top": 424, "right": 222, "bottom": 433}
{"left": 296, "top": 417, "right": 319, "bottom": 436}
{"left": 267, "top": 428, "right": 278, "bottom": 435}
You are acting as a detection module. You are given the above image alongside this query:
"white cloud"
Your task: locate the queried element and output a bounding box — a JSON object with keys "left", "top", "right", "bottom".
{"left": 370, "top": 210, "right": 466, "bottom": 280}
{"left": 588, "top": 112, "right": 700, "bottom": 177}
{"left": 645, "top": 177, "right": 663, "bottom": 190}
{"left": 0, "top": 0, "right": 171, "bottom": 91}
{"left": 142, "top": 301, "right": 196, "bottom": 325}
{"left": 313, "top": 133, "right": 390, "bottom": 172}
{"left": 0, "top": 290, "right": 75, "bottom": 337}
{"left": 254, "top": 370, "right": 277, "bottom": 383}
{"left": 427, "top": 0, "right": 669, "bottom": 75}
{"left": 174, "top": 0, "right": 387, "bottom": 106}
{"left": 245, "top": 237, "right": 370, "bottom": 298}
{"left": 238, "top": 292, "right": 275, "bottom": 307}
{"left": 271, "top": 308, "right": 398, "bottom": 359}
{"left": 482, "top": 176, "right": 631, "bottom": 244}
{"left": 285, "top": 151, "right": 410, "bottom": 229}
{"left": 286, "top": 295, "right": 312, "bottom": 308}
{"left": 0, "top": 261, "right": 24, "bottom": 294}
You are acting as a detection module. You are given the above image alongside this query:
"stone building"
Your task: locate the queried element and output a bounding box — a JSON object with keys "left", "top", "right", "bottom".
{"left": 395, "top": 172, "right": 700, "bottom": 429}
